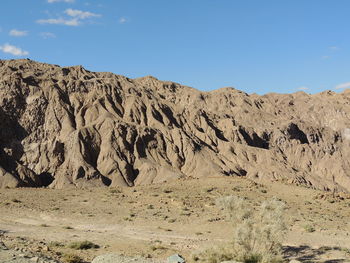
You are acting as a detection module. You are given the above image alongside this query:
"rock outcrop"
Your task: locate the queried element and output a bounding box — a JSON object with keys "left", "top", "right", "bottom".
{"left": 0, "top": 59, "right": 350, "bottom": 191}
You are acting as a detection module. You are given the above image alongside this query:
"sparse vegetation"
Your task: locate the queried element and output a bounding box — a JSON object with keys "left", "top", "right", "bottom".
{"left": 49, "top": 241, "right": 64, "bottom": 247}
{"left": 192, "top": 247, "right": 234, "bottom": 263}
{"left": 304, "top": 224, "right": 316, "bottom": 233}
{"left": 1, "top": 177, "right": 349, "bottom": 263}
{"left": 129, "top": 212, "right": 136, "bottom": 217}
{"left": 150, "top": 244, "right": 167, "bottom": 251}
{"left": 341, "top": 247, "right": 350, "bottom": 255}
{"left": 68, "top": 240, "right": 99, "bottom": 250}
{"left": 109, "top": 188, "right": 122, "bottom": 194}
{"left": 205, "top": 187, "right": 216, "bottom": 193}
{"left": 62, "top": 253, "right": 83, "bottom": 263}
{"left": 180, "top": 212, "right": 191, "bottom": 216}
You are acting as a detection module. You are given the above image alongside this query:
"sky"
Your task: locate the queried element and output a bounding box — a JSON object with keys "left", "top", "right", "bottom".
{"left": 0, "top": 0, "right": 350, "bottom": 94}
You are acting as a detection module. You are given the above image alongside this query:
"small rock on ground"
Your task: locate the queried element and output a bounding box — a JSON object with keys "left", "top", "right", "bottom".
{"left": 0, "top": 243, "right": 59, "bottom": 263}
{"left": 167, "top": 254, "right": 185, "bottom": 263}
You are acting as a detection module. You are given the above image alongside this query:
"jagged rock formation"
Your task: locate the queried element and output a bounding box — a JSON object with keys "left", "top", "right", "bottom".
{"left": 0, "top": 59, "right": 350, "bottom": 191}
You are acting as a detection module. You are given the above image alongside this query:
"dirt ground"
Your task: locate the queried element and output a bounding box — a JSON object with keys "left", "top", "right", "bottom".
{"left": 1, "top": 177, "right": 350, "bottom": 263}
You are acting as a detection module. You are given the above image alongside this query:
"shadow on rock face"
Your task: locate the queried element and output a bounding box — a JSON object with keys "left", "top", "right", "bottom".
{"left": 39, "top": 172, "right": 55, "bottom": 187}
{"left": 287, "top": 123, "right": 309, "bottom": 144}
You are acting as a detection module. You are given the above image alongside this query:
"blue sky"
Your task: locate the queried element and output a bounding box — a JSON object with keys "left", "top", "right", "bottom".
{"left": 0, "top": 0, "right": 350, "bottom": 94}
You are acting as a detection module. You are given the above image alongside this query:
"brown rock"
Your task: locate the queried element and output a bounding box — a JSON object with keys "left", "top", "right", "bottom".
{"left": 0, "top": 59, "right": 350, "bottom": 192}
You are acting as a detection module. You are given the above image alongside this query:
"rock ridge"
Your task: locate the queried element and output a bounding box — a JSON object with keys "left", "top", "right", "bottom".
{"left": 0, "top": 59, "right": 349, "bottom": 192}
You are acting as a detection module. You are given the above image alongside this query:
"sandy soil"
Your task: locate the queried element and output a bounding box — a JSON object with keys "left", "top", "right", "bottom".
{"left": 1, "top": 177, "right": 350, "bottom": 263}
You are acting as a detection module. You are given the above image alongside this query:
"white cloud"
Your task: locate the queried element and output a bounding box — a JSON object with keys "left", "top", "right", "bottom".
{"left": 37, "top": 8, "right": 100, "bottom": 26}
{"left": 329, "top": 46, "right": 339, "bottom": 51}
{"left": 9, "top": 29, "right": 28, "bottom": 37}
{"left": 322, "top": 55, "right": 331, "bottom": 60}
{"left": 65, "top": 8, "right": 100, "bottom": 19}
{"left": 119, "top": 17, "right": 127, "bottom": 24}
{"left": 297, "top": 86, "right": 308, "bottom": 91}
{"left": 47, "top": 0, "right": 75, "bottom": 3}
{"left": 335, "top": 82, "right": 350, "bottom": 90}
{"left": 0, "top": 43, "right": 29, "bottom": 56}
{"left": 40, "top": 32, "right": 56, "bottom": 39}
{"left": 37, "top": 18, "right": 79, "bottom": 26}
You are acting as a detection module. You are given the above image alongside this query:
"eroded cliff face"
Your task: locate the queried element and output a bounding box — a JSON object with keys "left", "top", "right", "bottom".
{"left": 0, "top": 59, "right": 349, "bottom": 191}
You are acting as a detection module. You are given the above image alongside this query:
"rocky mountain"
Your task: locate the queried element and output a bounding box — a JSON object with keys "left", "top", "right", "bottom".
{"left": 0, "top": 59, "right": 350, "bottom": 191}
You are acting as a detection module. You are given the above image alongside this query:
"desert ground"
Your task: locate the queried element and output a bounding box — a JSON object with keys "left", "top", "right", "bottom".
{"left": 1, "top": 177, "right": 350, "bottom": 263}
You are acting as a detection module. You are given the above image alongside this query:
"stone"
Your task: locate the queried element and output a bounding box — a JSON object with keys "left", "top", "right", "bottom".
{"left": 167, "top": 254, "right": 185, "bottom": 263}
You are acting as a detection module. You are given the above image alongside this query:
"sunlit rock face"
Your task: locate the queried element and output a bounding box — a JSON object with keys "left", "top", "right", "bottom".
{"left": 1, "top": 59, "right": 350, "bottom": 192}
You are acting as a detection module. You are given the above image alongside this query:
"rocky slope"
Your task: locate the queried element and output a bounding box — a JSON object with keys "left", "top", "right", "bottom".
{"left": 0, "top": 59, "right": 349, "bottom": 191}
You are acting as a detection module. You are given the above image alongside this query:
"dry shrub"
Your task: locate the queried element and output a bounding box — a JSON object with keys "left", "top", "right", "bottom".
{"left": 192, "top": 246, "right": 235, "bottom": 263}
{"left": 68, "top": 240, "right": 99, "bottom": 250}
{"left": 194, "top": 196, "right": 286, "bottom": 263}
{"left": 218, "top": 196, "right": 286, "bottom": 263}
{"left": 62, "top": 253, "right": 83, "bottom": 263}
